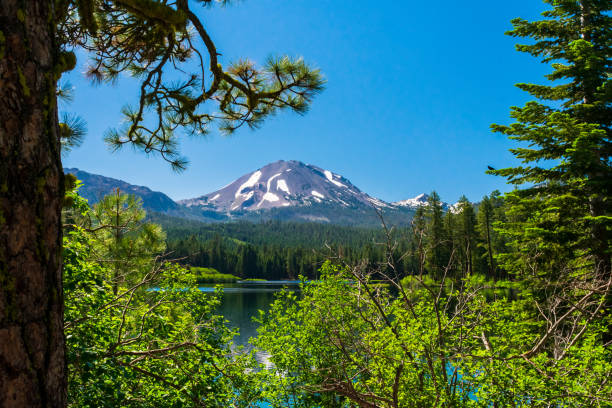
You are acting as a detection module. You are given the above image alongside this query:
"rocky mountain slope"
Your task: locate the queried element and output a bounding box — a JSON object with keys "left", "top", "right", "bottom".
{"left": 64, "top": 168, "right": 179, "bottom": 213}
{"left": 66, "top": 162, "right": 455, "bottom": 226}
{"left": 179, "top": 160, "right": 389, "bottom": 214}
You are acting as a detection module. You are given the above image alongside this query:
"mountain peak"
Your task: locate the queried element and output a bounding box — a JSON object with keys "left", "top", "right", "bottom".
{"left": 392, "top": 193, "right": 430, "bottom": 208}
{"left": 179, "top": 160, "right": 386, "bottom": 213}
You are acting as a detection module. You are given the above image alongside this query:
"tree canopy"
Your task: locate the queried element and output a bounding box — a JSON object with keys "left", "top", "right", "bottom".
{"left": 57, "top": 0, "right": 324, "bottom": 168}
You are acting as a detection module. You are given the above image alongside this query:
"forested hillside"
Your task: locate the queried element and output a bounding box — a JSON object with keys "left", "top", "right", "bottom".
{"left": 156, "top": 191, "right": 508, "bottom": 281}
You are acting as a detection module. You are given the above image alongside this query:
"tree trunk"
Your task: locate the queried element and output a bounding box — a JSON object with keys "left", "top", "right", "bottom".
{"left": 0, "top": 1, "right": 66, "bottom": 407}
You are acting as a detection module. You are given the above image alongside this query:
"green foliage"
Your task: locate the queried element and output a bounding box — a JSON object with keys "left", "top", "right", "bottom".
{"left": 160, "top": 198, "right": 515, "bottom": 282}
{"left": 425, "top": 191, "right": 450, "bottom": 279}
{"left": 59, "top": 112, "right": 87, "bottom": 155}
{"left": 476, "top": 191, "right": 507, "bottom": 279}
{"left": 191, "top": 266, "right": 240, "bottom": 283}
{"left": 89, "top": 189, "right": 166, "bottom": 293}
{"left": 251, "top": 3, "right": 612, "bottom": 406}
{"left": 63, "top": 185, "right": 259, "bottom": 407}
{"left": 256, "top": 262, "right": 612, "bottom": 407}
{"left": 490, "top": 0, "right": 611, "bottom": 278}
{"left": 162, "top": 220, "right": 392, "bottom": 280}
{"left": 55, "top": 0, "right": 324, "bottom": 169}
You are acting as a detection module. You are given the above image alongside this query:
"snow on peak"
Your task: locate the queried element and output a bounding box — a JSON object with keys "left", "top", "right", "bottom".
{"left": 311, "top": 190, "right": 325, "bottom": 199}
{"left": 235, "top": 170, "right": 262, "bottom": 198}
{"left": 449, "top": 201, "right": 464, "bottom": 214}
{"left": 367, "top": 197, "right": 391, "bottom": 208}
{"left": 324, "top": 169, "right": 347, "bottom": 188}
{"left": 261, "top": 192, "right": 280, "bottom": 203}
{"left": 257, "top": 173, "right": 282, "bottom": 208}
{"left": 181, "top": 160, "right": 396, "bottom": 214}
{"left": 276, "top": 179, "right": 290, "bottom": 194}
{"left": 392, "top": 193, "right": 430, "bottom": 208}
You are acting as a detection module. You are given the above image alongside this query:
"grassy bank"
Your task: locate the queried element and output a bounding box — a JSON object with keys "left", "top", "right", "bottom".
{"left": 192, "top": 267, "right": 241, "bottom": 283}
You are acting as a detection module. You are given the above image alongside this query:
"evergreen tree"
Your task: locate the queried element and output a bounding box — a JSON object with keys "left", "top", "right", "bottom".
{"left": 425, "top": 191, "right": 448, "bottom": 279}
{"left": 488, "top": 190, "right": 508, "bottom": 259}
{"left": 456, "top": 196, "right": 477, "bottom": 276}
{"left": 490, "top": 0, "right": 611, "bottom": 280}
{"left": 412, "top": 206, "right": 427, "bottom": 274}
{"left": 491, "top": 0, "right": 611, "bottom": 347}
{"left": 477, "top": 195, "right": 496, "bottom": 278}
{"left": 90, "top": 189, "right": 166, "bottom": 294}
{"left": 236, "top": 244, "right": 258, "bottom": 278}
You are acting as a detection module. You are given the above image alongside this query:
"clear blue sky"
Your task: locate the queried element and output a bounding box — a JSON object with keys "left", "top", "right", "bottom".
{"left": 63, "top": 0, "right": 549, "bottom": 203}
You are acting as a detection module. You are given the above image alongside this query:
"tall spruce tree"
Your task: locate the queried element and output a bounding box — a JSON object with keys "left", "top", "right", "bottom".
{"left": 491, "top": 1, "right": 611, "bottom": 348}
{"left": 477, "top": 195, "right": 496, "bottom": 278}
{"left": 490, "top": 0, "right": 611, "bottom": 280}
{"left": 456, "top": 196, "right": 477, "bottom": 276}
{"left": 425, "top": 191, "right": 448, "bottom": 279}
{"left": 0, "top": 1, "right": 323, "bottom": 405}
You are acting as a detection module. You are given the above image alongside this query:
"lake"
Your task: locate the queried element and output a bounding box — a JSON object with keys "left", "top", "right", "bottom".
{"left": 198, "top": 280, "right": 301, "bottom": 363}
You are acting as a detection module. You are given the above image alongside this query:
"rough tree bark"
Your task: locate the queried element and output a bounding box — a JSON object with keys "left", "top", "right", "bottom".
{"left": 0, "top": 1, "right": 66, "bottom": 407}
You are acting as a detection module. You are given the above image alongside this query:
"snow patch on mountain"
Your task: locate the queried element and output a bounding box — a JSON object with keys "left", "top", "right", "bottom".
{"left": 277, "top": 179, "right": 290, "bottom": 194}
{"left": 393, "top": 193, "right": 429, "bottom": 208}
{"left": 235, "top": 170, "right": 262, "bottom": 199}
{"left": 324, "top": 170, "right": 347, "bottom": 188}
{"left": 448, "top": 202, "right": 463, "bottom": 214}
{"left": 367, "top": 197, "right": 392, "bottom": 208}
{"left": 311, "top": 190, "right": 325, "bottom": 199}
{"left": 261, "top": 192, "right": 280, "bottom": 203}
{"left": 231, "top": 190, "right": 255, "bottom": 210}
{"left": 391, "top": 193, "right": 461, "bottom": 212}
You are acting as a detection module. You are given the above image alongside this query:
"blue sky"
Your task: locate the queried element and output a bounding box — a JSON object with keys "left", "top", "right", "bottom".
{"left": 63, "top": 0, "right": 549, "bottom": 203}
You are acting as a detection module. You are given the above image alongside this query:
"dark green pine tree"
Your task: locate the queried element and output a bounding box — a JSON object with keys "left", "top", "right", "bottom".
{"left": 412, "top": 206, "right": 428, "bottom": 275}
{"left": 237, "top": 244, "right": 258, "bottom": 279}
{"left": 477, "top": 194, "right": 497, "bottom": 278}
{"left": 443, "top": 209, "right": 459, "bottom": 277}
{"left": 490, "top": 0, "right": 611, "bottom": 281}
{"left": 425, "top": 191, "right": 448, "bottom": 279}
{"left": 455, "top": 196, "right": 478, "bottom": 276}
{"left": 90, "top": 189, "right": 166, "bottom": 295}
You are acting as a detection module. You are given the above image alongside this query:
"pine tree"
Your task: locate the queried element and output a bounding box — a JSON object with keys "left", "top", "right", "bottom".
{"left": 491, "top": 1, "right": 611, "bottom": 347}
{"left": 491, "top": 1, "right": 611, "bottom": 280}
{"left": 456, "top": 196, "right": 477, "bottom": 276}
{"left": 425, "top": 191, "right": 448, "bottom": 279}
{"left": 477, "top": 195, "right": 496, "bottom": 278}
{"left": 443, "top": 209, "right": 458, "bottom": 276}
{"left": 412, "top": 206, "right": 427, "bottom": 275}
{"left": 90, "top": 189, "right": 166, "bottom": 294}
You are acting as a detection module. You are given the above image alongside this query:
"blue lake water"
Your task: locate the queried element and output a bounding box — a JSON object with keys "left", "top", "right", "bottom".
{"left": 198, "top": 280, "right": 301, "bottom": 351}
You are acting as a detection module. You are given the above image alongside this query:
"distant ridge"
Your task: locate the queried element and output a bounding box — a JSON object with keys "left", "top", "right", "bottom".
{"left": 63, "top": 168, "right": 179, "bottom": 213}
{"left": 64, "top": 162, "right": 458, "bottom": 226}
